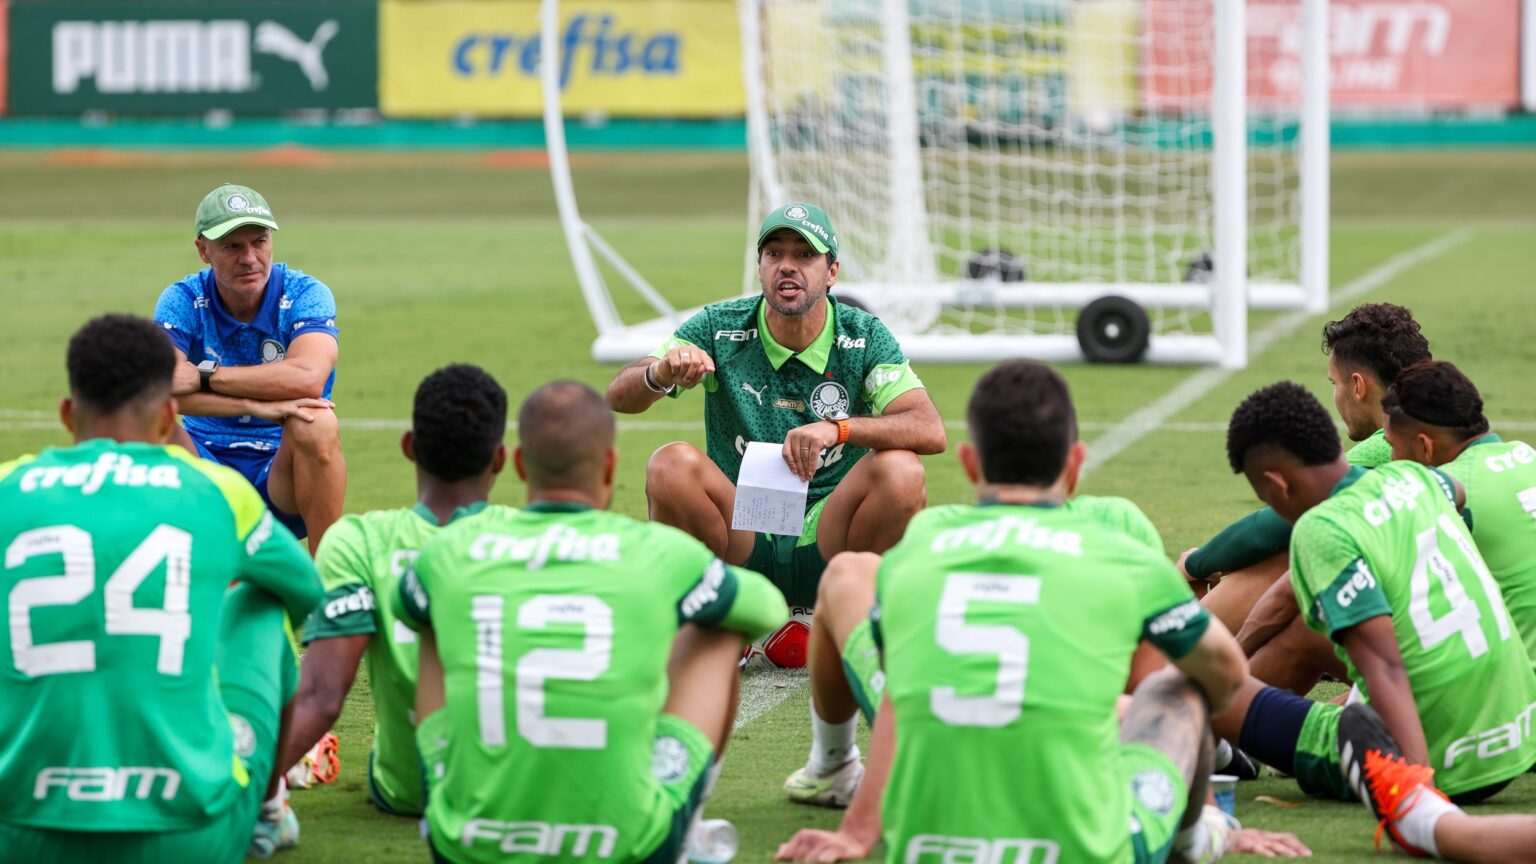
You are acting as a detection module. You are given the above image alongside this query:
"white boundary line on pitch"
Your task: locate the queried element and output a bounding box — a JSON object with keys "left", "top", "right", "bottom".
{"left": 4, "top": 412, "right": 1536, "bottom": 436}
{"left": 1080, "top": 227, "right": 1477, "bottom": 476}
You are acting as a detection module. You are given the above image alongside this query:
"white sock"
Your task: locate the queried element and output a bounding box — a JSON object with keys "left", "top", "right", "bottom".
{"left": 680, "top": 759, "right": 727, "bottom": 862}
{"left": 809, "top": 700, "right": 858, "bottom": 775}
{"left": 1213, "top": 738, "right": 1234, "bottom": 771}
{"left": 259, "top": 777, "right": 287, "bottom": 822}
{"left": 1394, "top": 788, "right": 1457, "bottom": 858}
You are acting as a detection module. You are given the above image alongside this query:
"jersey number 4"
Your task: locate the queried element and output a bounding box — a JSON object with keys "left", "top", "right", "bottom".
{"left": 931, "top": 572, "right": 1041, "bottom": 728}
{"left": 7, "top": 524, "right": 192, "bottom": 678}
{"left": 1408, "top": 515, "right": 1511, "bottom": 658}
{"left": 473, "top": 593, "right": 613, "bottom": 750}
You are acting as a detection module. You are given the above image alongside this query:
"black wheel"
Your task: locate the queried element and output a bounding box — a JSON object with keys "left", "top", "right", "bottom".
{"left": 966, "top": 248, "right": 1026, "bottom": 282}
{"left": 1077, "top": 295, "right": 1150, "bottom": 364}
{"left": 1184, "top": 250, "right": 1214, "bottom": 283}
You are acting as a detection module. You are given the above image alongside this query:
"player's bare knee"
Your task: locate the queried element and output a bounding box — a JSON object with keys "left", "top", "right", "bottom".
{"left": 818, "top": 552, "right": 880, "bottom": 610}
{"left": 869, "top": 449, "right": 926, "bottom": 507}
{"left": 646, "top": 441, "right": 706, "bottom": 491}
{"left": 284, "top": 409, "right": 340, "bottom": 458}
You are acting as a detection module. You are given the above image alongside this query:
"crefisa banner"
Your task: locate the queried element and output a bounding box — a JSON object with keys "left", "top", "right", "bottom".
{"left": 379, "top": 0, "right": 743, "bottom": 118}
{"left": 6, "top": 0, "right": 378, "bottom": 114}
{"left": 1146, "top": 0, "right": 1523, "bottom": 112}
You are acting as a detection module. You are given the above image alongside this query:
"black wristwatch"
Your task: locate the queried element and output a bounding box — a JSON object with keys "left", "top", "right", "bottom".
{"left": 197, "top": 359, "right": 219, "bottom": 393}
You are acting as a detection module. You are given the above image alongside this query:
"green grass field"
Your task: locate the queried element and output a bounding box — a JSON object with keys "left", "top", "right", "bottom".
{"left": 2, "top": 148, "right": 1535, "bottom": 862}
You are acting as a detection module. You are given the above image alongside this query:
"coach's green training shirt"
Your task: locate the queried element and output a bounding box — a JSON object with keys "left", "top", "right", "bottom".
{"left": 652, "top": 296, "right": 922, "bottom": 503}
{"left": 0, "top": 441, "right": 320, "bottom": 832}
{"left": 873, "top": 502, "right": 1210, "bottom": 863}
{"left": 1437, "top": 434, "right": 1536, "bottom": 666}
{"left": 397, "top": 503, "right": 787, "bottom": 863}
{"left": 303, "top": 502, "right": 486, "bottom": 814}
{"left": 1290, "top": 461, "right": 1536, "bottom": 795}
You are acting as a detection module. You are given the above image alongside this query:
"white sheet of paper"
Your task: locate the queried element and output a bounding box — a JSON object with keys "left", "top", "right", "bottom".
{"left": 732, "top": 441, "right": 810, "bottom": 537}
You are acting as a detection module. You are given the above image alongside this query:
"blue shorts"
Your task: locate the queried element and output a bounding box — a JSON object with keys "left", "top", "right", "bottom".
{"left": 194, "top": 440, "right": 307, "bottom": 539}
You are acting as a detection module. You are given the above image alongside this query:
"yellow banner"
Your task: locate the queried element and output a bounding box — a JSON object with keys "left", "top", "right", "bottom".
{"left": 381, "top": 0, "right": 743, "bottom": 118}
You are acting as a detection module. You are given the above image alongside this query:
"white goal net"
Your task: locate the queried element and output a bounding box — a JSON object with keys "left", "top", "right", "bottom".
{"left": 547, "top": 0, "right": 1329, "bottom": 366}
{"left": 740, "top": 0, "right": 1328, "bottom": 364}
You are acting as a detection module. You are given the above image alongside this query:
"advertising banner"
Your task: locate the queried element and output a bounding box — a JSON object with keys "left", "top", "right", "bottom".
{"left": 7, "top": 0, "right": 377, "bottom": 115}
{"left": 1146, "top": 0, "right": 1522, "bottom": 111}
{"left": 380, "top": 0, "right": 743, "bottom": 118}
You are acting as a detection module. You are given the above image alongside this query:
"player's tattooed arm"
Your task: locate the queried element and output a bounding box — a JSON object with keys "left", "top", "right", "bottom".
{"left": 1340, "top": 615, "right": 1430, "bottom": 766}
{"left": 1120, "top": 669, "right": 1210, "bottom": 778}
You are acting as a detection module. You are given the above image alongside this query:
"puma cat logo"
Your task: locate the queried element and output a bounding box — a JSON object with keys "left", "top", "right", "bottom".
{"left": 254, "top": 20, "right": 339, "bottom": 91}
{"left": 742, "top": 382, "right": 766, "bottom": 405}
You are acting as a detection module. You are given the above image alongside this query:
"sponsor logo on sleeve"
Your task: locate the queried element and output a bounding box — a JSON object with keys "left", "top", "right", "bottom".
{"left": 1333, "top": 561, "right": 1378, "bottom": 609}
{"left": 1148, "top": 599, "right": 1203, "bottom": 636}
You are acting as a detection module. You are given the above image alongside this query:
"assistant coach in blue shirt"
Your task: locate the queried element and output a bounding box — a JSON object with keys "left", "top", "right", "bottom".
{"left": 154, "top": 183, "right": 346, "bottom": 553}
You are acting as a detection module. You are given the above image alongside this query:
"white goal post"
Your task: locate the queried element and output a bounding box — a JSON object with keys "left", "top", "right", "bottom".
{"left": 544, "top": 0, "right": 1331, "bottom": 368}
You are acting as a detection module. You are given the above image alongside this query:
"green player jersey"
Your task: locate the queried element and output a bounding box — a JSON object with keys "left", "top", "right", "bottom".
{"left": 1290, "top": 462, "right": 1536, "bottom": 795}
{"left": 1065, "top": 495, "right": 1163, "bottom": 552}
{"left": 1436, "top": 435, "right": 1536, "bottom": 666}
{"left": 1347, "top": 428, "right": 1393, "bottom": 468}
{"left": 873, "top": 502, "right": 1210, "bottom": 864}
{"left": 304, "top": 502, "right": 487, "bottom": 815}
{"left": 0, "top": 440, "right": 321, "bottom": 832}
{"left": 652, "top": 296, "right": 922, "bottom": 503}
{"left": 397, "top": 502, "right": 787, "bottom": 863}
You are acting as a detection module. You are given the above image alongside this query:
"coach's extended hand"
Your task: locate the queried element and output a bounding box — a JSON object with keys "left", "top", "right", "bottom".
{"left": 653, "top": 345, "right": 716, "bottom": 390}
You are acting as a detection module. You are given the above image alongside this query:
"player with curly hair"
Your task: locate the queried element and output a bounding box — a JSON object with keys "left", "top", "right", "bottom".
{"left": 1183, "top": 303, "right": 1434, "bottom": 698}
{"left": 1204, "top": 382, "right": 1536, "bottom": 806}
{"left": 267, "top": 364, "right": 510, "bottom": 851}
{"left": 1383, "top": 360, "right": 1536, "bottom": 666}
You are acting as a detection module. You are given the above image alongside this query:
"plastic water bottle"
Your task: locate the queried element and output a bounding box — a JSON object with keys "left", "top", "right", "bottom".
{"left": 686, "top": 818, "right": 739, "bottom": 864}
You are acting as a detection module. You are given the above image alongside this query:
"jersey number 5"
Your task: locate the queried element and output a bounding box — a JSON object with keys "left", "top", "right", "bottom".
{"left": 7, "top": 524, "right": 193, "bottom": 678}
{"left": 473, "top": 593, "right": 613, "bottom": 750}
{"left": 931, "top": 572, "right": 1041, "bottom": 727}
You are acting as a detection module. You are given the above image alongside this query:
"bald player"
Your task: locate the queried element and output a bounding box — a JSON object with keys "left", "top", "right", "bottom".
{"left": 398, "top": 381, "right": 789, "bottom": 864}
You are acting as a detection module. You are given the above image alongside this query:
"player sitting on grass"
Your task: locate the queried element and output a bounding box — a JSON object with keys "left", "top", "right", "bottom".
{"left": 779, "top": 360, "right": 1284, "bottom": 863}
{"left": 155, "top": 184, "right": 346, "bottom": 554}
{"left": 1383, "top": 359, "right": 1536, "bottom": 667}
{"left": 397, "top": 381, "right": 789, "bottom": 863}
{"left": 780, "top": 491, "right": 1174, "bottom": 807}
{"left": 1184, "top": 302, "right": 1433, "bottom": 695}
{"left": 273, "top": 364, "right": 507, "bottom": 829}
{"left": 1205, "top": 382, "right": 1536, "bottom": 806}
{"left": 606, "top": 203, "right": 945, "bottom": 610}
{"left": 0, "top": 314, "right": 323, "bottom": 863}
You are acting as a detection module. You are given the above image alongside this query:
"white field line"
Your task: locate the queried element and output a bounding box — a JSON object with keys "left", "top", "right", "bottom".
{"left": 4, "top": 411, "right": 1535, "bottom": 435}
{"left": 734, "top": 668, "right": 809, "bottom": 730}
{"left": 1081, "top": 228, "right": 1476, "bottom": 476}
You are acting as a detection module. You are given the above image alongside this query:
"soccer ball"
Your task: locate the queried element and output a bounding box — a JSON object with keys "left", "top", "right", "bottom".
{"left": 742, "top": 606, "right": 813, "bottom": 669}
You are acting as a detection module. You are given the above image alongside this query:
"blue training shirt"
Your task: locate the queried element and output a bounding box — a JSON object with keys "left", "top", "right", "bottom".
{"left": 154, "top": 263, "right": 339, "bottom": 452}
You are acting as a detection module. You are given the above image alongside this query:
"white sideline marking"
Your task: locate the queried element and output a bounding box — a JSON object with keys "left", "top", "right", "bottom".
{"left": 1081, "top": 228, "right": 1476, "bottom": 476}
{"left": 5, "top": 409, "right": 1530, "bottom": 434}
{"left": 734, "top": 667, "right": 809, "bottom": 730}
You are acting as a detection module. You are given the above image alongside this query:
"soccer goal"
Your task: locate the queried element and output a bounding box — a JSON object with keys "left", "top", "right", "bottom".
{"left": 544, "top": 0, "right": 1331, "bottom": 368}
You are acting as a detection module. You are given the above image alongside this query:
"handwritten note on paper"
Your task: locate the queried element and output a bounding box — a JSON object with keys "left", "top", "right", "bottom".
{"left": 732, "top": 441, "right": 810, "bottom": 536}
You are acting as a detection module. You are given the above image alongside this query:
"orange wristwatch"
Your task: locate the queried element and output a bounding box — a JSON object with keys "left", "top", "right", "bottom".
{"left": 832, "top": 417, "right": 850, "bottom": 445}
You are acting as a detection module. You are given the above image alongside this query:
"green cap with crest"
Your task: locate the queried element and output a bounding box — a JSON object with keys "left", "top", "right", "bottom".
{"left": 195, "top": 184, "right": 279, "bottom": 239}
{"left": 757, "top": 202, "right": 838, "bottom": 256}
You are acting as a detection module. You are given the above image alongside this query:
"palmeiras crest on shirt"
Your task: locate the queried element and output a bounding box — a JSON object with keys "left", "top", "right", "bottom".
{"left": 260, "top": 339, "right": 286, "bottom": 363}
{"left": 809, "top": 381, "right": 850, "bottom": 420}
